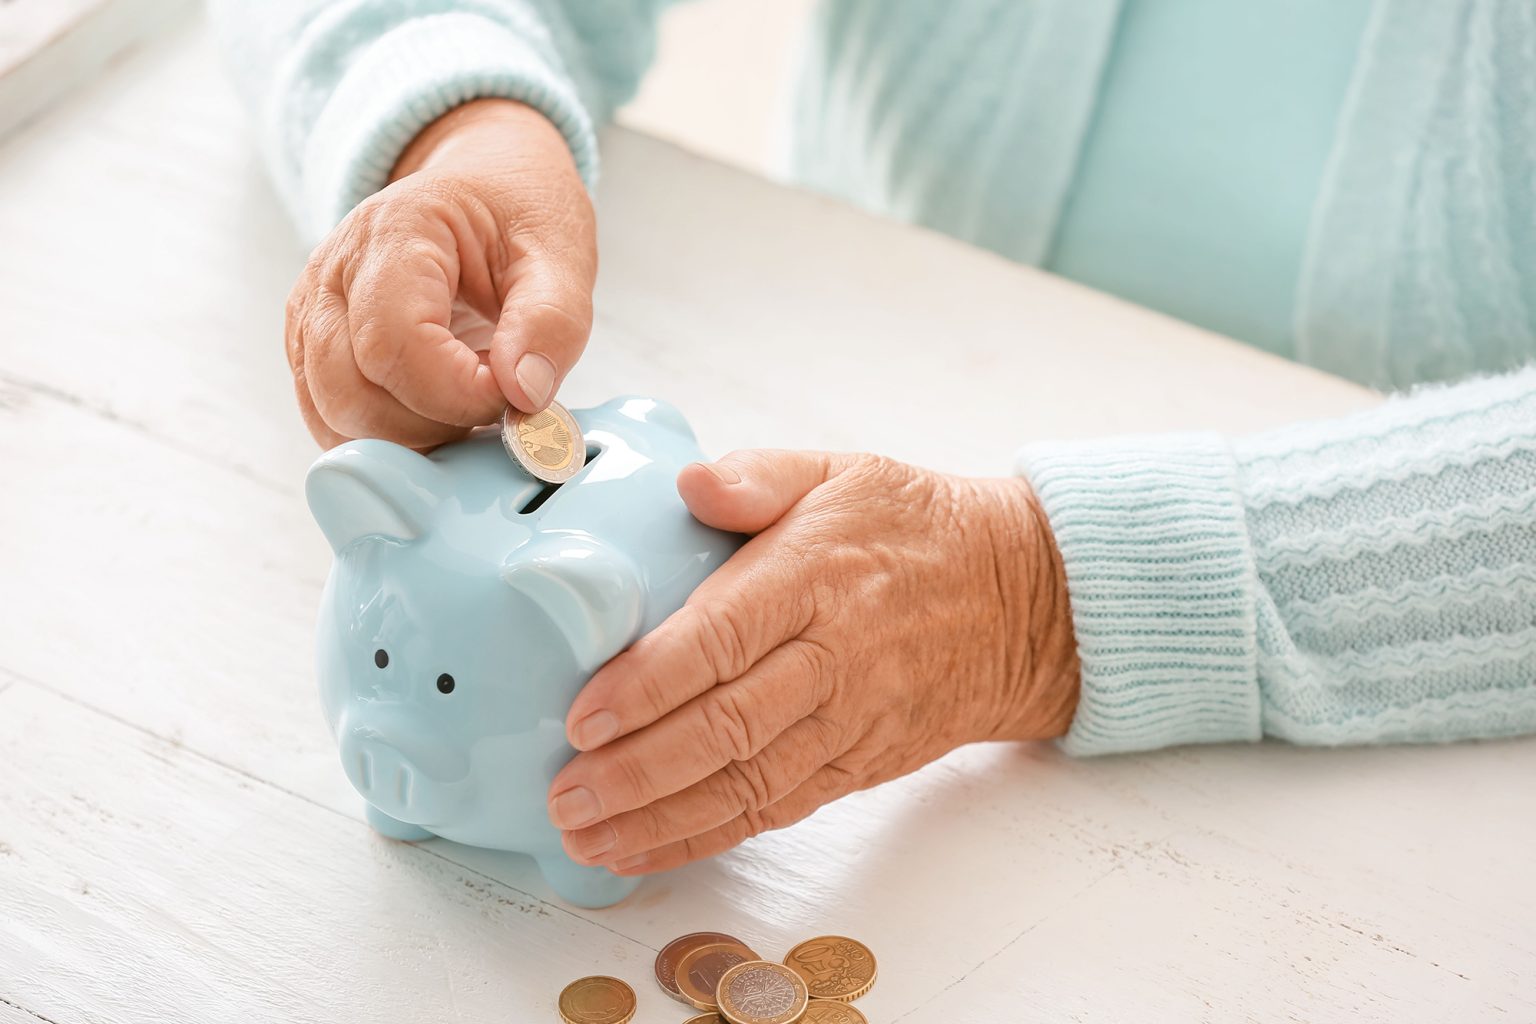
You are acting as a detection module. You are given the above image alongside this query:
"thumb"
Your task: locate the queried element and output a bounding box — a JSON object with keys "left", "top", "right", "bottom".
{"left": 678, "top": 449, "right": 846, "bottom": 534}
{"left": 488, "top": 238, "right": 596, "bottom": 412}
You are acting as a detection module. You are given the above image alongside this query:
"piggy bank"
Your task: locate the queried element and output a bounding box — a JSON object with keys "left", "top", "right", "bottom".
{"left": 305, "top": 397, "right": 743, "bottom": 908}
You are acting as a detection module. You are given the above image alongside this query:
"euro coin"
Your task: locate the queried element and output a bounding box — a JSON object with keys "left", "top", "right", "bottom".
{"left": 656, "top": 932, "right": 755, "bottom": 1004}
{"left": 556, "top": 975, "right": 636, "bottom": 1024}
{"left": 684, "top": 1016, "right": 727, "bottom": 1024}
{"left": 675, "top": 941, "right": 757, "bottom": 1010}
{"left": 782, "top": 937, "right": 876, "bottom": 1002}
{"left": 800, "top": 1002, "right": 868, "bottom": 1024}
{"left": 503, "top": 400, "right": 585, "bottom": 483}
{"left": 715, "top": 960, "right": 809, "bottom": 1024}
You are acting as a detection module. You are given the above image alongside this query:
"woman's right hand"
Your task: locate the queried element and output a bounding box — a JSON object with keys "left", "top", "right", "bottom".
{"left": 285, "top": 99, "right": 596, "bottom": 449}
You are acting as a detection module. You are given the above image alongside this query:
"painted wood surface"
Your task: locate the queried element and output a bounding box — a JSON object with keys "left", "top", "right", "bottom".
{"left": 0, "top": 13, "right": 1531, "bottom": 1024}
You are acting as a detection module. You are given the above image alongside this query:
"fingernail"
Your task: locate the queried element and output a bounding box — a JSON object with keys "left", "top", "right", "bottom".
{"left": 612, "top": 853, "right": 648, "bottom": 873}
{"left": 550, "top": 786, "right": 602, "bottom": 829}
{"left": 572, "top": 710, "right": 619, "bottom": 749}
{"left": 698, "top": 461, "right": 741, "bottom": 485}
{"left": 569, "top": 821, "right": 617, "bottom": 860}
{"left": 515, "top": 352, "right": 556, "bottom": 409}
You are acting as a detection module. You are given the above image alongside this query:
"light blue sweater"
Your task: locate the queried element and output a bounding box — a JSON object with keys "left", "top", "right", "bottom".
{"left": 210, "top": 0, "right": 1536, "bottom": 754}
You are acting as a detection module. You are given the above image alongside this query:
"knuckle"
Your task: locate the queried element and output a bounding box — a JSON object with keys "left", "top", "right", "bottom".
{"left": 694, "top": 603, "right": 752, "bottom": 682}
{"left": 717, "top": 758, "right": 773, "bottom": 812}
{"left": 603, "top": 751, "right": 660, "bottom": 807}
{"left": 698, "top": 687, "right": 760, "bottom": 764}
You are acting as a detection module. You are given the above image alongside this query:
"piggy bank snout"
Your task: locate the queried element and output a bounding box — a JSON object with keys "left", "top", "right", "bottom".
{"left": 339, "top": 713, "right": 472, "bottom": 826}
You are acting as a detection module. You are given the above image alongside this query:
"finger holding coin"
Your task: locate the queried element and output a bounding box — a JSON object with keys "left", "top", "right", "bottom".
{"left": 503, "top": 400, "right": 586, "bottom": 483}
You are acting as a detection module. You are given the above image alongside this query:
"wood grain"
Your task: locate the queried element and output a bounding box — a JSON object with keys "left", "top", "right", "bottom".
{"left": 0, "top": 11, "right": 1530, "bottom": 1024}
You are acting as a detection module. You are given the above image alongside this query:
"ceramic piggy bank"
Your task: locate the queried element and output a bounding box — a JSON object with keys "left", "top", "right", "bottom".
{"left": 305, "top": 397, "right": 742, "bottom": 908}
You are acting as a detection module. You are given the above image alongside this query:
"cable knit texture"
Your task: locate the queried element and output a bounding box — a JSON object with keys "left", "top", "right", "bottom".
{"left": 211, "top": 0, "right": 1536, "bottom": 754}
{"left": 1022, "top": 367, "right": 1536, "bottom": 754}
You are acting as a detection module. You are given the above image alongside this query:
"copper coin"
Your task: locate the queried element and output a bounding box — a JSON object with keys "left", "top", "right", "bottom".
{"left": 782, "top": 937, "right": 877, "bottom": 1002}
{"left": 675, "top": 941, "right": 757, "bottom": 1010}
{"left": 715, "top": 960, "right": 809, "bottom": 1024}
{"left": 556, "top": 975, "right": 636, "bottom": 1024}
{"left": 800, "top": 1002, "right": 868, "bottom": 1024}
{"left": 502, "top": 400, "right": 585, "bottom": 483}
{"left": 656, "top": 932, "right": 755, "bottom": 1004}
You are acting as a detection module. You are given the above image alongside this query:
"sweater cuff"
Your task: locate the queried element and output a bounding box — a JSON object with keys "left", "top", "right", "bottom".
{"left": 296, "top": 12, "right": 598, "bottom": 241}
{"left": 1017, "top": 433, "right": 1262, "bottom": 755}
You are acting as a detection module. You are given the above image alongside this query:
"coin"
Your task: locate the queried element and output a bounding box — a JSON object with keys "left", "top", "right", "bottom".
{"left": 800, "top": 1002, "right": 868, "bottom": 1024}
{"left": 556, "top": 975, "right": 636, "bottom": 1024}
{"left": 782, "top": 937, "right": 877, "bottom": 1002}
{"left": 675, "top": 941, "right": 757, "bottom": 1010}
{"left": 715, "top": 960, "right": 809, "bottom": 1024}
{"left": 656, "top": 932, "right": 755, "bottom": 1004}
{"left": 683, "top": 1016, "right": 727, "bottom": 1024}
{"left": 503, "top": 400, "right": 585, "bottom": 483}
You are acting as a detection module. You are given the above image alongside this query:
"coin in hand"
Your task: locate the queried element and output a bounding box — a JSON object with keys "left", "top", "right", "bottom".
{"left": 657, "top": 932, "right": 756, "bottom": 1005}
{"left": 556, "top": 975, "right": 636, "bottom": 1024}
{"left": 782, "top": 936, "right": 877, "bottom": 1002}
{"left": 503, "top": 400, "right": 586, "bottom": 484}
{"left": 715, "top": 961, "right": 809, "bottom": 1024}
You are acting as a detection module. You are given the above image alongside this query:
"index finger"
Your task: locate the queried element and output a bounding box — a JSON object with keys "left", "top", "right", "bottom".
{"left": 347, "top": 229, "right": 506, "bottom": 428}
{"left": 565, "top": 537, "right": 813, "bottom": 750}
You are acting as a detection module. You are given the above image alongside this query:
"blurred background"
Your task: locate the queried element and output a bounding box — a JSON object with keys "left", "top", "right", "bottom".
{"left": 1, "top": 0, "right": 814, "bottom": 175}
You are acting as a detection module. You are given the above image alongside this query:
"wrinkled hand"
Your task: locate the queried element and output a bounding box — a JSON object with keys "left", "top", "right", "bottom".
{"left": 547, "top": 451, "right": 1080, "bottom": 875}
{"left": 285, "top": 99, "right": 596, "bottom": 448}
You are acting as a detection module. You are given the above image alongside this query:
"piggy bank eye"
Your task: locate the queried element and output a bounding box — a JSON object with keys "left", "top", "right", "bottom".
{"left": 374, "top": 649, "right": 389, "bottom": 669}
{"left": 436, "top": 673, "right": 455, "bottom": 695}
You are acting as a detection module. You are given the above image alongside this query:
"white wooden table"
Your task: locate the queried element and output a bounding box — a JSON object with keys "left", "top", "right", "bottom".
{"left": 1, "top": 16, "right": 1532, "bottom": 1024}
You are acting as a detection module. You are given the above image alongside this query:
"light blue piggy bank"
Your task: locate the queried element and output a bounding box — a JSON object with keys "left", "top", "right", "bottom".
{"left": 305, "top": 397, "right": 743, "bottom": 908}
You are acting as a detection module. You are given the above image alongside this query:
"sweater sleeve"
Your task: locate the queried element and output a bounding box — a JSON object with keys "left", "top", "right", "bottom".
{"left": 1018, "top": 365, "right": 1536, "bottom": 755}
{"left": 206, "top": 0, "right": 671, "bottom": 242}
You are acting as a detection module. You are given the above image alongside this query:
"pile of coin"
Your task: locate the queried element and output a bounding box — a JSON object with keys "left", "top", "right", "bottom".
{"left": 557, "top": 931, "right": 876, "bottom": 1024}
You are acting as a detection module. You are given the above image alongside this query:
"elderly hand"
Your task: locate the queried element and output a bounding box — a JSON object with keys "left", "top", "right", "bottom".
{"left": 284, "top": 99, "right": 595, "bottom": 449}
{"left": 547, "top": 450, "right": 1081, "bottom": 875}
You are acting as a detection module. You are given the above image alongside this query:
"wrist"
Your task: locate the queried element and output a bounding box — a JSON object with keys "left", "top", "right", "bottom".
{"left": 390, "top": 98, "right": 575, "bottom": 182}
{"left": 969, "top": 476, "right": 1080, "bottom": 742}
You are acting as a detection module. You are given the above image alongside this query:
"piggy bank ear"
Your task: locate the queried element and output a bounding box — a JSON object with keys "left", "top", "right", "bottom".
{"left": 502, "top": 533, "right": 645, "bottom": 672}
{"left": 305, "top": 440, "right": 442, "bottom": 552}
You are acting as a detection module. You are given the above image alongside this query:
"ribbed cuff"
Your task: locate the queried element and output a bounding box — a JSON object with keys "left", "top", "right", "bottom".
{"left": 1018, "top": 433, "right": 1262, "bottom": 755}
{"left": 296, "top": 11, "right": 598, "bottom": 241}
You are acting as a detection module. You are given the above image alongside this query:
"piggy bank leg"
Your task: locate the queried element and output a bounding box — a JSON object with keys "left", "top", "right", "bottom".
{"left": 366, "top": 803, "right": 433, "bottom": 842}
{"left": 536, "top": 853, "right": 642, "bottom": 909}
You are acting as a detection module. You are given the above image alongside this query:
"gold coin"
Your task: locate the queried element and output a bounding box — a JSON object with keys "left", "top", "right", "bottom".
{"left": 656, "top": 932, "right": 756, "bottom": 1004}
{"left": 675, "top": 941, "right": 756, "bottom": 1010}
{"left": 556, "top": 975, "right": 636, "bottom": 1024}
{"left": 683, "top": 1016, "right": 727, "bottom": 1024}
{"left": 715, "top": 960, "right": 809, "bottom": 1024}
{"left": 503, "top": 400, "right": 585, "bottom": 484}
{"left": 800, "top": 1002, "right": 868, "bottom": 1024}
{"left": 782, "top": 937, "right": 877, "bottom": 1002}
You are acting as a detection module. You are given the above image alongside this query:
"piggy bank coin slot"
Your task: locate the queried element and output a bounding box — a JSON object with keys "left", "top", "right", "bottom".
{"left": 517, "top": 444, "right": 604, "bottom": 515}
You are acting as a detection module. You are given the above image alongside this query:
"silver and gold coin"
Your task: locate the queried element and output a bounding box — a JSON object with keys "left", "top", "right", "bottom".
{"left": 656, "top": 932, "right": 756, "bottom": 1004}
{"left": 675, "top": 941, "right": 756, "bottom": 1010}
{"left": 556, "top": 975, "right": 636, "bottom": 1024}
{"left": 503, "top": 400, "right": 585, "bottom": 483}
{"left": 782, "top": 937, "right": 876, "bottom": 1002}
{"left": 715, "top": 960, "right": 809, "bottom": 1024}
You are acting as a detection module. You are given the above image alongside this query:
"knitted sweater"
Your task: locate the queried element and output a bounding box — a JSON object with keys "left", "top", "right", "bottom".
{"left": 210, "top": 0, "right": 1536, "bottom": 754}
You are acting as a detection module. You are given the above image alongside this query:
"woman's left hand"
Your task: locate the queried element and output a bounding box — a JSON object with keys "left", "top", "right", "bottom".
{"left": 546, "top": 450, "right": 1081, "bottom": 875}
